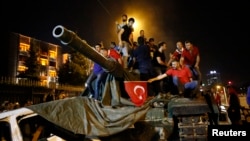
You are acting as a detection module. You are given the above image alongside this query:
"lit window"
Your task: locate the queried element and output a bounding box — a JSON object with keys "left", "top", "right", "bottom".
{"left": 40, "top": 58, "right": 48, "bottom": 66}
{"left": 49, "top": 70, "right": 56, "bottom": 77}
{"left": 18, "top": 66, "right": 27, "bottom": 71}
{"left": 49, "top": 50, "right": 56, "bottom": 59}
{"left": 19, "top": 43, "right": 30, "bottom": 52}
{"left": 41, "top": 80, "right": 47, "bottom": 86}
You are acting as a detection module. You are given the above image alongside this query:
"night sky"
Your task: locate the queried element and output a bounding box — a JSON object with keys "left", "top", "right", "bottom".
{"left": 2, "top": 0, "right": 249, "bottom": 86}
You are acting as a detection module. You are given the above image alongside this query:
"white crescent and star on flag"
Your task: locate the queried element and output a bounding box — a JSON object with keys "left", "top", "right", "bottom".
{"left": 133, "top": 85, "right": 145, "bottom": 100}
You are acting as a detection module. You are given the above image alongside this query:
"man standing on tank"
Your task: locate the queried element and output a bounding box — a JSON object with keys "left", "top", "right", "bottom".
{"left": 180, "top": 40, "right": 201, "bottom": 83}
{"left": 118, "top": 17, "right": 135, "bottom": 69}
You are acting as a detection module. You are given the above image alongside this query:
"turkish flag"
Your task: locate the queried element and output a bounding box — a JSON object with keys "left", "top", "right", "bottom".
{"left": 124, "top": 81, "right": 148, "bottom": 106}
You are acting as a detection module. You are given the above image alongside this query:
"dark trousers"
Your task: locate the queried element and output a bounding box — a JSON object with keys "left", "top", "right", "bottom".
{"left": 85, "top": 72, "right": 107, "bottom": 100}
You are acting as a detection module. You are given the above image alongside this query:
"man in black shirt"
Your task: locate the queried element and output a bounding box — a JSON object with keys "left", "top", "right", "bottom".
{"left": 118, "top": 18, "right": 135, "bottom": 69}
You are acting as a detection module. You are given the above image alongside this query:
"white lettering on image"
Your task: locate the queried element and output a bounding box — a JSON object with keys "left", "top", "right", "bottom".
{"left": 212, "top": 129, "right": 247, "bottom": 136}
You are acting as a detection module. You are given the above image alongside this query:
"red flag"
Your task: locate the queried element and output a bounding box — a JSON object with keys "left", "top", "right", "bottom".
{"left": 124, "top": 81, "right": 148, "bottom": 106}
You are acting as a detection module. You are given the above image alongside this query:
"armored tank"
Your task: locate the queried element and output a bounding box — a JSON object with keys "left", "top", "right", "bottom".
{"left": 49, "top": 25, "right": 229, "bottom": 141}
{"left": 0, "top": 26, "right": 231, "bottom": 141}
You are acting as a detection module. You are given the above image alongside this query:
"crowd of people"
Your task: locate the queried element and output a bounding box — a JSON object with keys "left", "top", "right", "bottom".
{"left": 0, "top": 100, "right": 31, "bottom": 113}
{"left": 85, "top": 13, "right": 202, "bottom": 103}
{"left": 0, "top": 89, "right": 69, "bottom": 113}
{"left": 83, "top": 13, "right": 250, "bottom": 126}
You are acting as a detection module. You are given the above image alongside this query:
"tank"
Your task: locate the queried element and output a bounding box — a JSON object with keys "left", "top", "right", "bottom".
{"left": 52, "top": 25, "right": 175, "bottom": 140}
{"left": 52, "top": 25, "right": 230, "bottom": 141}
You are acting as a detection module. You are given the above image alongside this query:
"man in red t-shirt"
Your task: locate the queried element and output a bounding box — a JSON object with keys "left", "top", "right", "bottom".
{"left": 100, "top": 47, "right": 123, "bottom": 66}
{"left": 167, "top": 41, "right": 184, "bottom": 67}
{"left": 180, "top": 40, "right": 201, "bottom": 82}
{"left": 148, "top": 59, "right": 198, "bottom": 123}
{"left": 148, "top": 59, "right": 198, "bottom": 97}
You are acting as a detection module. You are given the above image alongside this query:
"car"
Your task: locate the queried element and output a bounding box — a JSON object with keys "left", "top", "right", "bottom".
{"left": 0, "top": 107, "right": 86, "bottom": 141}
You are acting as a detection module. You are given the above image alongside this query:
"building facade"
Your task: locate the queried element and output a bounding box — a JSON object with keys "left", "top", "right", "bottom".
{"left": 206, "top": 70, "right": 221, "bottom": 86}
{"left": 2, "top": 32, "right": 63, "bottom": 86}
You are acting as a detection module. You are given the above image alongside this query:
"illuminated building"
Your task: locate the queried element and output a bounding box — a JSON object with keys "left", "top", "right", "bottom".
{"left": 1, "top": 32, "right": 62, "bottom": 86}
{"left": 206, "top": 70, "right": 221, "bottom": 86}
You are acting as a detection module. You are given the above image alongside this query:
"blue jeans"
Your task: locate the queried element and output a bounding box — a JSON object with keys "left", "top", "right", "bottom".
{"left": 172, "top": 76, "right": 198, "bottom": 90}
{"left": 94, "top": 72, "right": 107, "bottom": 100}
{"left": 85, "top": 72, "right": 107, "bottom": 100}
{"left": 185, "top": 65, "right": 202, "bottom": 81}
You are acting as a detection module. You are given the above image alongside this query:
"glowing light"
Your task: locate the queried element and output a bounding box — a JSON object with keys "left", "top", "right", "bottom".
{"left": 132, "top": 19, "right": 140, "bottom": 31}
{"left": 210, "top": 70, "right": 216, "bottom": 74}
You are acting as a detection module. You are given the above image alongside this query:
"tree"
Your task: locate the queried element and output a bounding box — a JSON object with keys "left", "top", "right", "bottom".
{"left": 22, "top": 39, "right": 41, "bottom": 81}
{"left": 58, "top": 51, "right": 90, "bottom": 86}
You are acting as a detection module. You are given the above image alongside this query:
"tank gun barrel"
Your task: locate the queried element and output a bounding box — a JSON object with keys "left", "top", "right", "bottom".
{"left": 52, "top": 25, "right": 123, "bottom": 77}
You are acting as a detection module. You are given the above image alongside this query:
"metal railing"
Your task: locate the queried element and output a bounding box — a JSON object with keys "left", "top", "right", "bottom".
{"left": 0, "top": 76, "right": 84, "bottom": 92}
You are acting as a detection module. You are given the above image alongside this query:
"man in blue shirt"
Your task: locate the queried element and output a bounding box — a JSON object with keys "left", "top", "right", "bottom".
{"left": 130, "top": 36, "right": 155, "bottom": 96}
{"left": 85, "top": 43, "right": 107, "bottom": 101}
